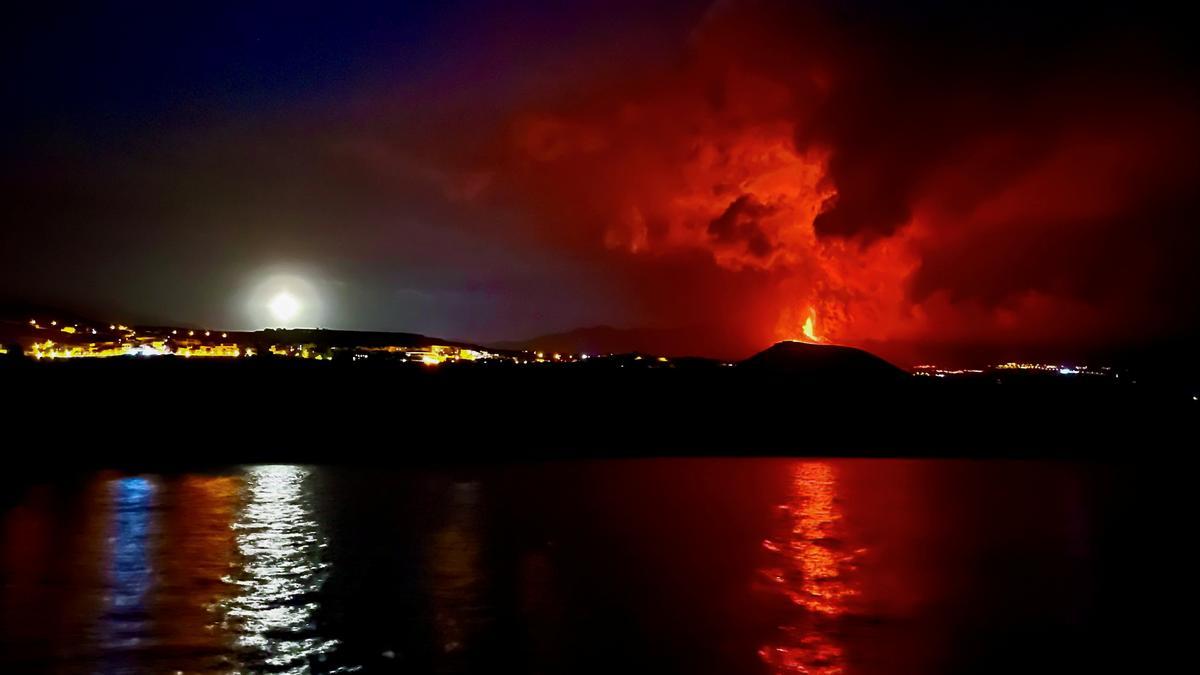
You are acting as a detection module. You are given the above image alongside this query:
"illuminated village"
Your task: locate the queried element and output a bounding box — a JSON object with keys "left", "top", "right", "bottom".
{"left": 0, "top": 313, "right": 1124, "bottom": 381}
{"left": 0, "top": 314, "right": 664, "bottom": 367}
{"left": 912, "top": 363, "right": 1118, "bottom": 379}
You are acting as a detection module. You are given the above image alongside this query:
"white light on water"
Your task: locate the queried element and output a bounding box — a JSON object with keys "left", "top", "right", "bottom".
{"left": 221, "top": 465, "right": 338, "bottom": 672}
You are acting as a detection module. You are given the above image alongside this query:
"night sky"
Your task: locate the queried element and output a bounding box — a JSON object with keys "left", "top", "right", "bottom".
{"left": 4, "top": 1, "right": 1199, "bottom": 364}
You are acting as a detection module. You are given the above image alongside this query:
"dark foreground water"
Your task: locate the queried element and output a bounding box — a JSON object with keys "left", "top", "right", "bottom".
{"left": 0, "top": 460, "right": 1183, "bottom": 674}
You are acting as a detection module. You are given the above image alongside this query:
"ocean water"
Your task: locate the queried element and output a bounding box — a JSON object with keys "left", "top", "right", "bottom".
{"left": 0, "top": 459, "right": 1181, "bottom": 674}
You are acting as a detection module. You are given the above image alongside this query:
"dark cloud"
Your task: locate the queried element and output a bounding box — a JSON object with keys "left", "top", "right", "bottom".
{"left": 708, "top": 195, "right": 777, "bottom": 259}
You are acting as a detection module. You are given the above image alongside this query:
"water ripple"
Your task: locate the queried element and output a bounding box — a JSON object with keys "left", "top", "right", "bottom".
{"left": 216, "top": 465, "right": 340, "bottom": 673}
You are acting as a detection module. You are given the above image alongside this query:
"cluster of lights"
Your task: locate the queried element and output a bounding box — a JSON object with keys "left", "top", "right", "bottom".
{"left": 22, "top": 318, "right": 244, "bottom": 360}
{"left": 912, "top": 365, "right": 985, "bottom": 378}
{"left": 355, "top": 344, "right": 493, "bottom": 365}
{"left": 28, "top": 338, "right": 241, "bottom": 360}
{"left": 28, "top": 318, "right": 108, "bottom": 335}
{"left": 993, "top": 362, "right": 1111, "bottom": 376}
{"left": 176, "top": 344, "right": 241, "bottom": 358}
{"left": 913, "top": 362, "right": 1116, "bottom": 378}
{"left": 16, "top": 317, "right": 681, "bottom": 369}
{"left": 345, "top": 346, "right": 639, "bottom": 367}
{"left": 31, "top": 339, "right": 146, "bottom": 359}
{"left": 514, "top": 351, "right": 650, "bottom": 365}
{"left": 268, "top": 344, "right": 330, "bottom": 360}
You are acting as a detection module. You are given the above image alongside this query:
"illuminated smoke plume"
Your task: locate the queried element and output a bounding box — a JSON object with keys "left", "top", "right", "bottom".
{"left": 473, "top": 0, "right": 1200, "bottom": 362}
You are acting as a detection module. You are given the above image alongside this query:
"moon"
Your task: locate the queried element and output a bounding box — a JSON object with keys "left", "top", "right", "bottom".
{"left": 268, "top": 291, "right": 301, "bottom": 323}
{"left": 243, "top": 269, "right": 323, "bottom": 328}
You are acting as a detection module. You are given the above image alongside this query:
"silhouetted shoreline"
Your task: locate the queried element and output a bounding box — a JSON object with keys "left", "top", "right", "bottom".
{"left": 2, "top": 356, "right": 1189, "bottom": 468}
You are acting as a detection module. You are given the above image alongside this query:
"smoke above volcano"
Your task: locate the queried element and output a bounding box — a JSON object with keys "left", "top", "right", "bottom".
{"left": 455, "top": 0, "right": 1200, "bottom": 361}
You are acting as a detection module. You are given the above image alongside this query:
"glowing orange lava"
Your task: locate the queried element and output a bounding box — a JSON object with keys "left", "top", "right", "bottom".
{"left": 801, "top": 307, "right": 823, "bottom": 343}
{"left": 779, "top": 306, "right": 827, "bottom": 344}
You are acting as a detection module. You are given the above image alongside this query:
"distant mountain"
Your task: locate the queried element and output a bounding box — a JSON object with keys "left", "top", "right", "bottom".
{"left": 491, "top": 325, "right": 753, "bottom": 360}
{"left": 259, "top": 327, "right": 488, "bottom": 352}
{"left": 0, "top": 302, "right": 104, "bottom": 327}
{"left": 0, "top": 302, "right": 491, "bottom": 354}
{"left": 738, "top": 340, "right": 908, "bottom": 381}
{"left": 0, "top": 300, "right": 177, "bottom": 330}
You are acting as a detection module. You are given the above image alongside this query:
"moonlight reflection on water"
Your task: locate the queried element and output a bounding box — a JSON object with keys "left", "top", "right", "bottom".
{"left": 219, "top": 465, "right": 340, "bottom": 673}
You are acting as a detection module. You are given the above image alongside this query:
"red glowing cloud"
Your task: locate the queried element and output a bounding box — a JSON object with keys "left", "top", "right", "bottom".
{"left": 462, "top": 0, "right": 1200, "bottom": 362}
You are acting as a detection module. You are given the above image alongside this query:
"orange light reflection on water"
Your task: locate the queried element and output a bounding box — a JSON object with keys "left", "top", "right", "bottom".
{"left": 758, "top": 461, "right": 863, "bottom": 675}
{"left": 156, "top": 475, "right": 239, "bottom": 664}
{"left": 429, "top": 481, "right": 484, "bottom": 660}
